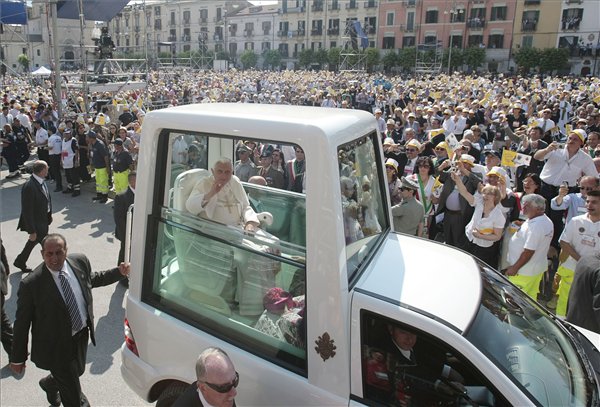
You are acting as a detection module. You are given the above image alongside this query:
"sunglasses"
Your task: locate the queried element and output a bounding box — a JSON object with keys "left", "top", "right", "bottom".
{"left": 200, "top": 371, "right": 239, "bottom": 393}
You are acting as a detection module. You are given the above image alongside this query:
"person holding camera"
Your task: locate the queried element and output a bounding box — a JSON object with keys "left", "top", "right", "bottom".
{"left": 534, "top": 129, "right": 598, "bottom": 248}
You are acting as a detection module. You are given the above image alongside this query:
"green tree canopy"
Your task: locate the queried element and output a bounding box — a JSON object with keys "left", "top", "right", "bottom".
{"left": 398, "top": 47, "right": 416, "bottom": 71}
{"left": 17, "top": 54, "right": 29, "bottom": 72}
{"left": 462, "top": 47, "right": 486, "bottom": 71}
{"left": 240, "top": 49, "right": 258, "bottom": 69}
{"left": 263, "top": 49, "right": 282, "bottom": 70}
{"left": 382, "top": 51, "right": 398, "bottom": 73}
{"left": 539, "top": 48, "right": 569, "bottom": 74}
{"left": 314, "top": 48, "right": 328, "bottom": 69}
{"left": 297, "top": 49, "right": 315, "bottom": 69}
{"left": 327, "top": 47, "right": 342, "bottom": 70}
{"left": 513, "top": 47, "right": 540, "bottom": 73}
{"left": 364, "top": 47, "right": 380, "bottom": 72}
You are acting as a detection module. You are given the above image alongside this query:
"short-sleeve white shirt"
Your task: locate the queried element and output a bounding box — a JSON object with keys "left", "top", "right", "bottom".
{"left": 466, "top": 194, "right": 506, "bottom": 248}
{"left": 507, "top": 214, "right": 553, "bottom": 276}
{"left": 559, "top": 214, "right": 600, "bottom": 270}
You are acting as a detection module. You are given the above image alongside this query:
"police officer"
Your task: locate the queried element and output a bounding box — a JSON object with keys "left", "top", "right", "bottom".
{"left": 12, "top": 117, "right": 31, "bottom": 166}
{"left": 87, "top": 131, "right": 111, "bottom": 203}
{"left": 111, "top": 138, "right": 133, "bottom": 195}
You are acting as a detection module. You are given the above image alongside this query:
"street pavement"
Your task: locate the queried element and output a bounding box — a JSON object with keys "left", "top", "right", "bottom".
{"left": 0, "top": 165, "right": 151, "bottom": 406}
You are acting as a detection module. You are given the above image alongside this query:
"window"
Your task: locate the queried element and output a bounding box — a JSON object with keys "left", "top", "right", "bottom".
{"left": 382, "top": 36, "right": 395, "bottom": 49}
{"left": 406, "top": 12, "right": 415, "bottom": 31}
{"left": 170, "top": 11, "right": 175, "bottom": 25}
{"left": 449, "top": 35, "right": 462, "bottom": 48}
{"left": 449, "top": 9, "right": 465, "bottom": 23}
{"left": 425, "top": 10, "right": 438, "bottom": 24}
{"left": 361, "top": 311, "right": 509, "bottom": 406}
{"left": 402, "top": 36, "right": 415, "bottom": 48}
{"left": 490, "top": 6, "right": 507, "bottom": 21}
{"left": 330, "top": 41, "right": 337, "bottom": 48}
{"left": 465, "top": 264, "right": 596, "bottom": 406}
{"left": 279, "top": 43, "right": 289, "bottom": 57}
{"left": 37, "top": 49, "right": 41, "bottom": 56}
{"left": 386, "top": 12, "right": 394, "bottom": 26}
{"left": 424, "top": 34, "right": 437, "bottom": 45}
{"left": 244, "top": 42, "right": 254, "bottom": 50}
{"left": 468, "top": 8, "right": 486, "bottom": 28}
{"left": 521, "top": 35, "right": 533, "bottom": 48}
{"left": 261, "top": 42, "right": 270, "bottom": 51}
{"left": 143, "top": 132, "right": 308, "bottom": 373}
{"left": 468, "top": 34, "right": 483, "bottom": 47}
{"left": 521, "top": 10, "right": 539, "bottom": 31}
{"left": 487, "top": 34, "right": 503, "bottom": 48}
{"left": 561, "top": 8, "right": 583, "bottom": 30}
{"left": 262, "top": 21, "right": 271, "bottom": 35}
{"left": 338, "top": 133, "right": 388, "bottom": 282}
{"left": 154, "top": 19, "right": 162, "bottom": 30}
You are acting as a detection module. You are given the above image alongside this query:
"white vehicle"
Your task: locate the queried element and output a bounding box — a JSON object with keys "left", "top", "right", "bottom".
{"left": 121, "top": 104, "right": 600, "bottom": 406}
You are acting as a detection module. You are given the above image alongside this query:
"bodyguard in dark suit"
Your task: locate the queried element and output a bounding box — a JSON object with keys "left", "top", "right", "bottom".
{"left": 14, "top": 160, "right": 52, "bottom": 273}
{"left": 114, "top": 171, "right": 136, "bottom": 265}
{"left": 173, "top": 347, "right": 238, "bottom": 407}
{"left": 10, "top": 234, "right": 129, "bottom": 407}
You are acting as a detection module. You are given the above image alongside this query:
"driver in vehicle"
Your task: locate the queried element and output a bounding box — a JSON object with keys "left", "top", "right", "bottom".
{"left": 186, "top": 158, "right": 260, "bottom": 232}
{"left": 366, "top": 323, "right": 451, "bottom": 406}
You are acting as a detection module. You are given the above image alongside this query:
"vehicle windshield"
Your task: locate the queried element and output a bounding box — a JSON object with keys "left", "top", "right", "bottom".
{"left": 465, "top": 264, "right": 598, "bottom": 406}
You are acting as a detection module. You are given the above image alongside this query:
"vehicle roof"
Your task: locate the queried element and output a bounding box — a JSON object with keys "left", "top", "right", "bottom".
{"left": 143, "top": 103, "right": 377, "bottom": 147}
{"left": 356, "top": 232, "right": 482, "bottom": 333}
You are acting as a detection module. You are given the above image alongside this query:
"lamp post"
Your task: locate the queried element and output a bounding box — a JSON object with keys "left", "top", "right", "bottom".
{"left": 445, "top": 4, "right": 463, "bottom": 75}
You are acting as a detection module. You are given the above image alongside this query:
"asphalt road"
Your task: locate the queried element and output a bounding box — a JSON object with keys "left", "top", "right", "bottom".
{"left": 0, "top": 165, "right": 151, "bottom": 407}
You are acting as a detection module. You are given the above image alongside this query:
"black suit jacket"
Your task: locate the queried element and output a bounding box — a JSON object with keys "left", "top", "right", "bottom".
{"left": 173, "top": 382, "right": 237, "bottom": 407}
{"left": 17, "top": 175, "right": 51, "bottom": 235}
{"left": 435, "top": 170, "right": 482, "bottom": 216}
{"left": 114, "top": 187, "right": 135, "bottom": 242}
{"left": 173, "top": 383, "right": 203, "bottom": 407}
{"left": 10, "top": 253, "right": 123, "bottom": 370}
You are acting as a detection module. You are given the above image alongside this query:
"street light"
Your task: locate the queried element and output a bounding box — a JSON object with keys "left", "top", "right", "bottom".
{"left": 445, "top": 5, "right": 464, "bottom": 74}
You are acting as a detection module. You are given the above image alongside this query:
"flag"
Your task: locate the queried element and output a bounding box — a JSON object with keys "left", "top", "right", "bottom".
{"left": 565, "top": 123, "right": 572, "bottom": 135}
{"left": 445, "top": 133, "right": 460, "bottom": 151}
{"left": 429, "top": 128, "right": 444, "bottom": 140}
{"left": 502, "top": 149, "right": 531, "bottom": 167}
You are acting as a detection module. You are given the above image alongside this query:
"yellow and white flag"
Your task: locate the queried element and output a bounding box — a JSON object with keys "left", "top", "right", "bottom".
{"left": 502, "top": 149, "right": 531, "bottom": 167}
{"left": 445, "top": 133, "right": 460, "bottom": 151}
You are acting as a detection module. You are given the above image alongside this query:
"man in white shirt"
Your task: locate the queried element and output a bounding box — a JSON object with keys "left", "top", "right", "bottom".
{"left": 555, "top": 191, "right": 600, "bottom": 316}
{"left": 33, "top": 120, "right": 50, "bottom": 169}
{"left": 47, "top": 130, "right": 63, "bottom": 191}
{"left": 505, "top": 194, "right": 554, "bottom": 299}
{"left": 534, "top": 128, "right": 598, "bottom": 247}
{"left": 0, "top": 106, "right": 14, "bottom": 128}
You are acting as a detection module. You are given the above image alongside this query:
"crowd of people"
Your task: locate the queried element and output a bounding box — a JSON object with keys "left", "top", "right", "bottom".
{"left": 1, "top": 68, "right": 600, "bottom": 405}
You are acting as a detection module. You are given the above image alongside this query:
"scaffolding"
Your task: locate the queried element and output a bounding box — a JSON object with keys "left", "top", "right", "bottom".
{"left": 339, "top": 20, "right": 366, "bottom": 72}
{"left": 414, "top": 41, "right": 444, "bottom": 74}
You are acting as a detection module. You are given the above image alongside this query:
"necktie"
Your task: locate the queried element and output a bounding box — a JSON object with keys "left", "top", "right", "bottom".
{"left": 59, "top": 271, "right": 85, "bottom": 332}
{"left": 42, "top": 181, "right": 49, "bottom": 199}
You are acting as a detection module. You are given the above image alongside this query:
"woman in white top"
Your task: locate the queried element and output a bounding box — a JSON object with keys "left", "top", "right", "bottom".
{"left": 452, "top": 171, "right": 506, "bottom": 268}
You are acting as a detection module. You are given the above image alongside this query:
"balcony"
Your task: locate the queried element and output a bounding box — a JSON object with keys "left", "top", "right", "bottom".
{"left": 181, "top": 35, "right": 190, "bottom": 42}
{"left": 277, "top": 30, "right": 289, "bottom": 37}
{"left": 523, "top": 0, "right": 540, "bottom": 4}
{"left": 521, "top": 20, "right": 537, "bottom": 31}
{"left": 467, "top": 18, "right": 486, "bottom": 29}
{"left": 263, "top": 29, "right": 271, "bottom": 35}
{"left": 561, "top": 19, "right": 581, "bottom": 30}
{"left": 346, "top": 3, "right": 358, "bottom": 9}
{"left": 330, "top": 3, "right": 340, "bottom": 10}
{"left": 244, "top": 29, "right": 254, "bottom": 37}
{"left": 199, "top": 17, "right": 207, "bottom": 24}
{"left": 400, "top": 24, "right": 419, "bottom": 32}
{"left": 168, "top": 35, "right": 176, "bottom": 41}
{"left": 364, "top": 1, "right": 377, "bottom": 8}
{"left": 311, "top": 4, "right": 324, "bottom": 12}
{"left": 328, "top": 27, "right": 340, "bottom": 35}
{"left": 311, "top": 28, "right": 323, "bottom": 36}
{"left": 297, "top": 29, "right": 306, "bottom": 36}
{"left": 402, "top": 0, "right": 417, "bottom": 7}
{"left": 183, "top": 19, "right": 190, "bottom": 26}
{"left": 213, "top": 34, "right": 222, "bottom": 42}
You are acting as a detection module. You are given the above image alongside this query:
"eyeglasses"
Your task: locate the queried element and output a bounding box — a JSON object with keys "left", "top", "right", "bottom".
{"left": 200, "top": 372, "right": 239, "bottom": 393}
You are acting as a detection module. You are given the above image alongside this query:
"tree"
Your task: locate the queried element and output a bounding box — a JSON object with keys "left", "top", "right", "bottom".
{"left": 513, "top": 47, "right": 540, "bottom": 74}
{"left": 539, "top": 48, "right": 569, "bottom": 74}
{"left": 442, "top": 48, "right": 464, "bottom": 73}
{"left": 240, "top": 49, "right": 258, "bottom": 69}
{"left": 398, "top": 47, "right": 416, "bottom": 72}
{"left": 462, "top": 47, "right": 486, "bottom": 71}
{"left": 263, "top": 49, "right": 282, "bottom": 70}
{"left": 382, "top": 51, "right": 398, "bottom": 73}
{"left": 17, "top": 54, "right": 29, "bottom": 72}
{"left": 364, "top": 47, "right": 380, "bottom": 72}
{"left": 314, "top": 48, "right": 328, "bottom": 69}
{"left": 215, "top": 50, "right": 230, "bottom": 61}
{"left": 297, "top": 49, "right": 314, "bottom": 69}
{"left": 327, "top": 47, "right": 342, "bottom": 71}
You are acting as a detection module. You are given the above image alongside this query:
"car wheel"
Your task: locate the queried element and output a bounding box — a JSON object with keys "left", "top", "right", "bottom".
{"left": 155, "top": 382, "right": 189, "bottom": 407}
